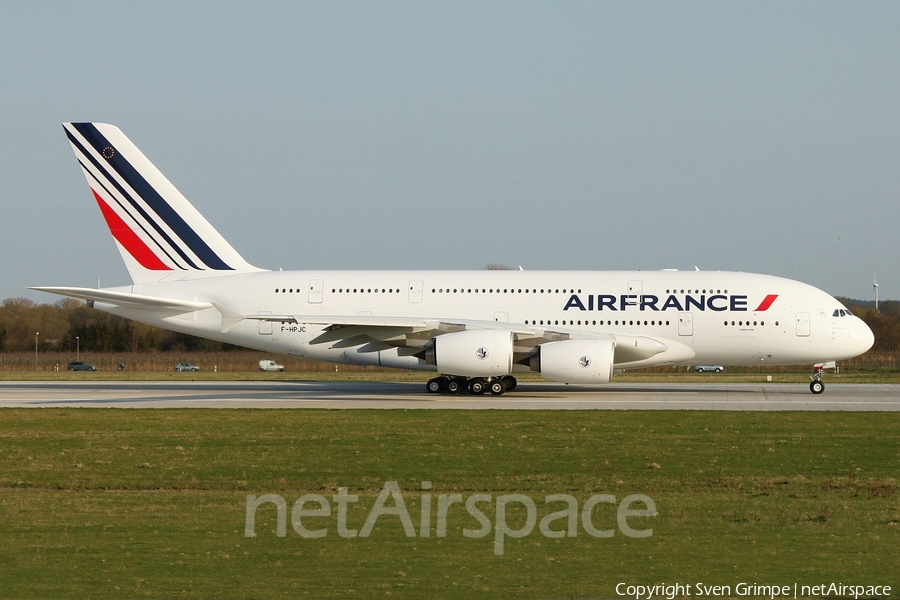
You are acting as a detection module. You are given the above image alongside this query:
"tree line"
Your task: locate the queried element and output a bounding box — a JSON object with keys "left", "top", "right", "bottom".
{"left": 1, "top": 296, "right": 899, "bottom": 364}
{"left": 0, "top": 297, "right": 236, "bottom": 354}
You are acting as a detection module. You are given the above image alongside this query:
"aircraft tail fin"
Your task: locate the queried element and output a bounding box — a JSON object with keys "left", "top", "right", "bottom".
{"left": 63, "top": 122, "right": 265, "bottom": 284}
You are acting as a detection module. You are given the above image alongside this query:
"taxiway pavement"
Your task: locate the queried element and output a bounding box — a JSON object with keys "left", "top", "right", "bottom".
{"left": 0, "top": 381, "right": 898, "bottom": 410}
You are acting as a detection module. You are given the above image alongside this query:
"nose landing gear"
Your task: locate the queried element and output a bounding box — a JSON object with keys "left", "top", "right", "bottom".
{"left": 809, "top": 361, "right": 835, "bottom": 394}
{"left": 809, "top": 377, "right": 825, "bottom": 394}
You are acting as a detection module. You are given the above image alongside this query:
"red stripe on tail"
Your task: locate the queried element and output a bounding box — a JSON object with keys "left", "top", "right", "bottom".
{"left": 92, "top": 190, "right": 171, "bottom": 271}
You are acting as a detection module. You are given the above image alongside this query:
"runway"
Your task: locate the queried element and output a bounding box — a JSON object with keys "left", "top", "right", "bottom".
{"left": 0, "top": 381, "right": 899, "bottom": 410}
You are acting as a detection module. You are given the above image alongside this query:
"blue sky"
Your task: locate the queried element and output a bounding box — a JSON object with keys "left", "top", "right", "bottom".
{"left": 2, "top": 2, "right": 898, "bottom": 302}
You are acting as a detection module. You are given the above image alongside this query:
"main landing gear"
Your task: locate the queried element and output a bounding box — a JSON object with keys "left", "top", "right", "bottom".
{"left": 426, "top": 375, "right": 518, "bottom": 396}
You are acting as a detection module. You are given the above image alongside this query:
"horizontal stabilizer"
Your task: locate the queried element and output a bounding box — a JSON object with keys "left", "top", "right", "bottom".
{"left": 30, "top": 286, "right": 211, "bottom": 313}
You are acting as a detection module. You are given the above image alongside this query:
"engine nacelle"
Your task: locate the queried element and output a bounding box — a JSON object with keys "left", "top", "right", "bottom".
{"left": 427, "top": 330, "right": 514, "bottom": 377}
{"left": 531, "top": 338, "right": 616, "bottom": 384}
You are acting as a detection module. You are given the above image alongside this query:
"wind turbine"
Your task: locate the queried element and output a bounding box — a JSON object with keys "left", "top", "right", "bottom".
{"left": 873, "top": 277, "right": 879, "bottom": 311}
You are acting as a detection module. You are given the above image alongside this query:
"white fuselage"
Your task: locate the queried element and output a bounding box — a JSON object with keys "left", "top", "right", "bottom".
{"left": 97, "top": 269, "right": 874, "bottom": 372}
{"left": 48, "top": 123, "right": 876, "bottom": 391}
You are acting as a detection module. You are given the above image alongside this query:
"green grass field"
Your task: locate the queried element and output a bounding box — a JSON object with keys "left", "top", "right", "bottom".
{"left": 0, "top": 408, "right": 897, "bottom": 598}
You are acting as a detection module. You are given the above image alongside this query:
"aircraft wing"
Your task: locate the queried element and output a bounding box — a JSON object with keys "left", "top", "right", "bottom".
{"left": 30, "top": 287, "right": 693, "bottom": 367}
{"left": 246, "top": 313, "right": 691, "bottom": 366}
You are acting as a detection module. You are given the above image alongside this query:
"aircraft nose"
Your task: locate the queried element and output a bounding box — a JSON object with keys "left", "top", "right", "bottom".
{"left": 852, "top": 318, "right": 875, "bottom": 356}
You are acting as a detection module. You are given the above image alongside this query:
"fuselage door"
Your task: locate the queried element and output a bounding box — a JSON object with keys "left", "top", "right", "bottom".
{"left": 408, "top": 279, "right": 423, "bottom": 303}
{"left": 678, "top": 312, "right": 693, "bottom": 336}
{"left": 308, "top": 279, "right": 324, "bottom": 304}
{"left": 258, "top": 311, "right": 273, "bottom": 335}
{"left": 796, "top": 312, "right": 810, "bottom": 337}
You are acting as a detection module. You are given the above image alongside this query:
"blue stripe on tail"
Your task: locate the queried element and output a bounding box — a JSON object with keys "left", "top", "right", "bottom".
{"left": 69, "top": 123, "right": 233, "bottom": 271}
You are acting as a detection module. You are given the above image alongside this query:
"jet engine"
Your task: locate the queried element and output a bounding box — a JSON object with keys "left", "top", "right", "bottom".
{"left": 425, "top": 330, "right": 514, "bottom": 377}
{"left": 530, "top": 338, "right": 616, "bottom": 384}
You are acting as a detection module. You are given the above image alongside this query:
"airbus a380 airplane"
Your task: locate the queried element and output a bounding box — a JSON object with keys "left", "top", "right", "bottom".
{"left": 35, "top": 123, "right": 874, "bottom": 395}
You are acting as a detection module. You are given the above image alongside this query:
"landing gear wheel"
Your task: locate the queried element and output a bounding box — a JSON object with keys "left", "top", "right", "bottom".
{"left": 469, "top": 378, "right": 487, "bottom": 395}
{"left": 489, "top": 380, "right": 506, "bottom": 396}
{"left": 810, "top": 380, "right": 825, "bottom": 394}
{"left": 426, "top": 378, "right": 444, "bottom": 393}
{"left": 447, "top": 379, "right": 462, "bottom": 394}
{"left": 501, "top": 376, "right": 517, "bottom": 392}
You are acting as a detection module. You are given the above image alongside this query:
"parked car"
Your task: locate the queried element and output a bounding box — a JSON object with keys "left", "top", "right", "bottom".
{"left": 259, "top": 359, "right": 285, "bottom": 372}
{"left": 175, "top": 363, "right": 200, "bottom": 372}
{"left": 67, "top": 361, "right": 97, "bottom": 371}
{"left": 695, "top": 365, "right": 724, "bottom": 373}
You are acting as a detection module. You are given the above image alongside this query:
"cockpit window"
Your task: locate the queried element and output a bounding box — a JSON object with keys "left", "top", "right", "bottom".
{"left": 833, "top": 308, "right": 854, "bottom": 317}
{"left": 833, "top": 309, "right": 841, "bottom": 317}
